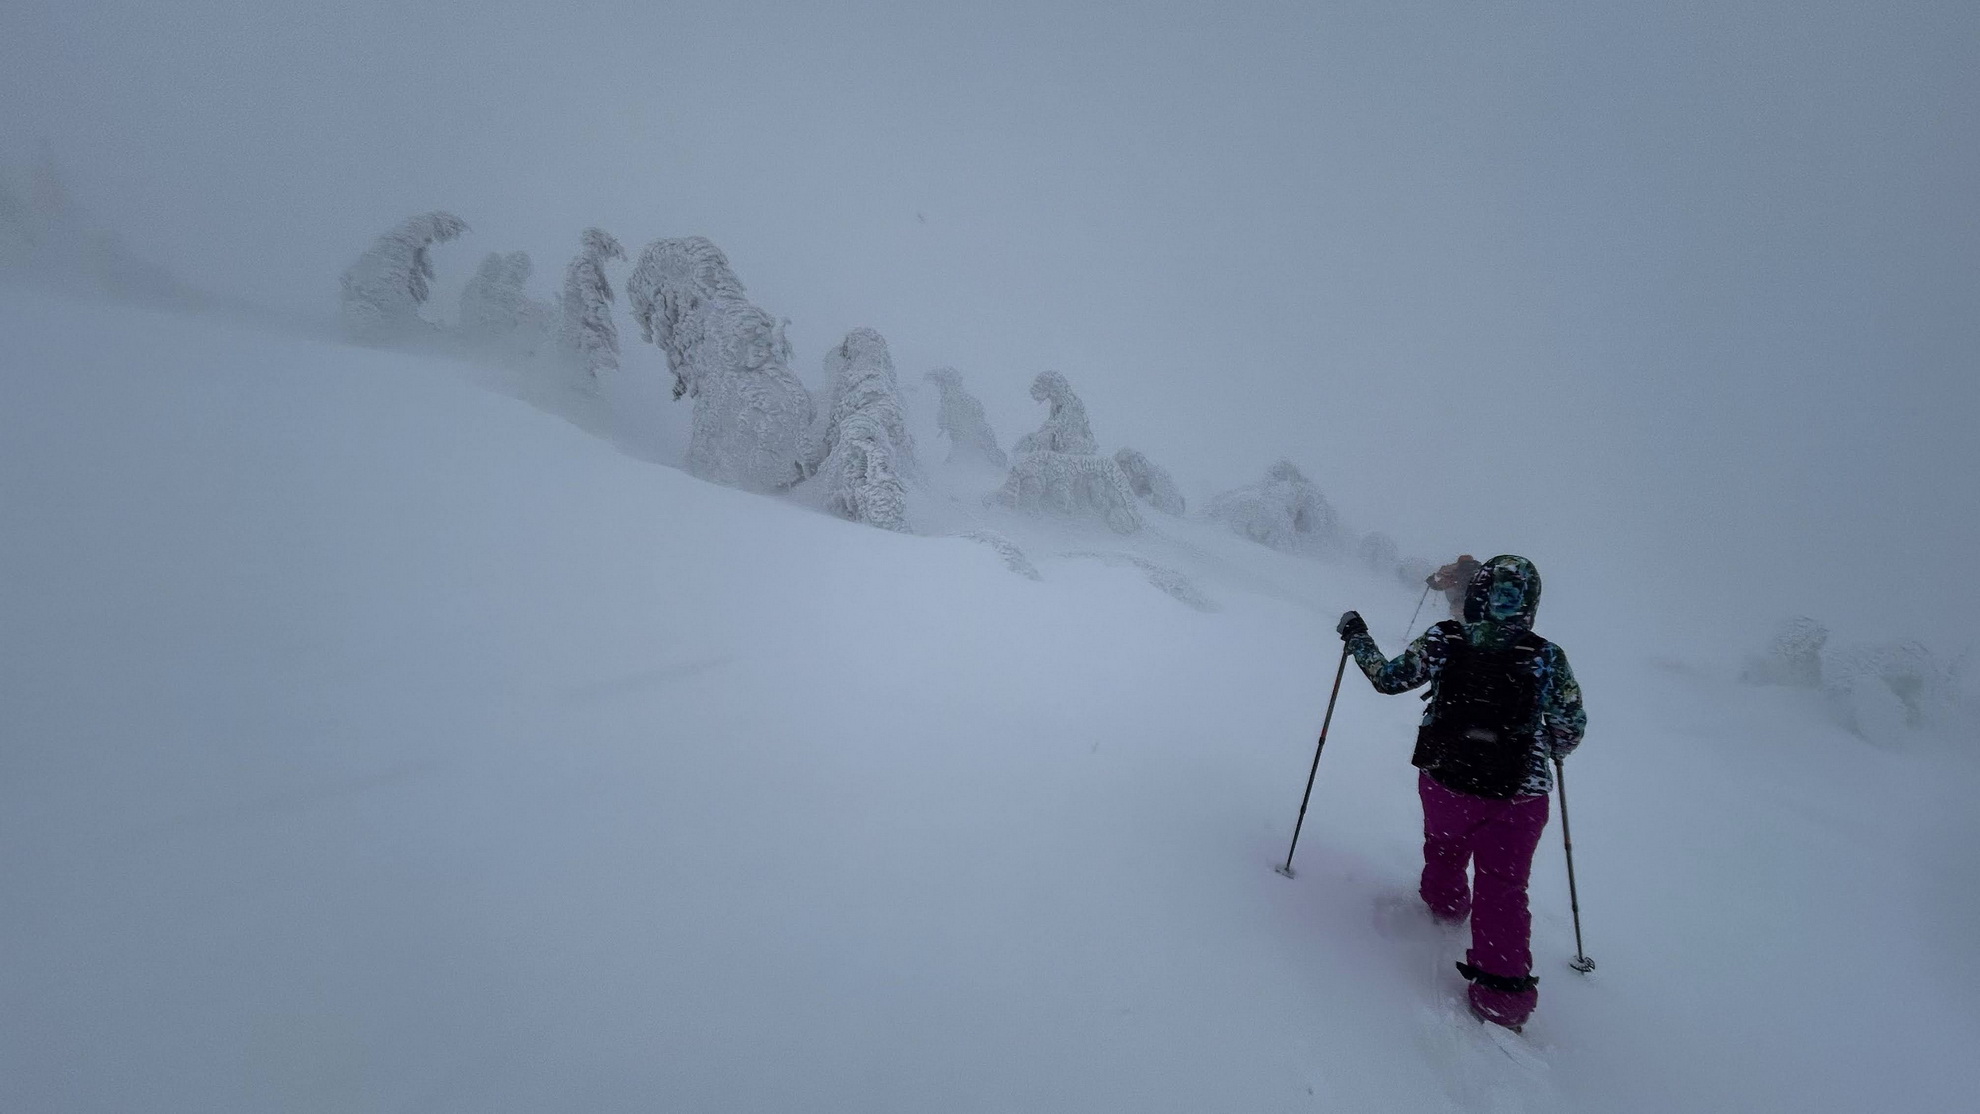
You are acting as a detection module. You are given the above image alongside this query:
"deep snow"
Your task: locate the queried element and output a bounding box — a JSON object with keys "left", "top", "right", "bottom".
{"left": 2, "top": 288, "right": 1975, "bottom": 1111}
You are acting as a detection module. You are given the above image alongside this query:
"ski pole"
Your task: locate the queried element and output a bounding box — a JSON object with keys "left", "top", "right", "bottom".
{"left": 1402, "top": 584, "right": 1430, "bottom": 643}
{"left": 1276, "top": 644, "right": 1352, "bottom": 879}
{"left": 1554, "top": 756, "right": 1596, "bottom": 973}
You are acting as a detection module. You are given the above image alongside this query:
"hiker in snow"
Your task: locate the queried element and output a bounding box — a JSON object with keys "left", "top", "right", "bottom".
{"left": 1335, "top": 555, "right": 1586, "bottom": 1032}
{"left": 1425, "top": 554, "right": 1482, "bottom": 621}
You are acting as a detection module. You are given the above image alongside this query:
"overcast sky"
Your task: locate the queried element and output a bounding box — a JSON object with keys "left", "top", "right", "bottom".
{"left": 6, "top": 0, "right": 1975, "bottom": 652}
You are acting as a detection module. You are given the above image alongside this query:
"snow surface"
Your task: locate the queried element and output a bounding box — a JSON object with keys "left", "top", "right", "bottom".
{"left": 3, "top": 288, "right": 1976, "bottom": 1111}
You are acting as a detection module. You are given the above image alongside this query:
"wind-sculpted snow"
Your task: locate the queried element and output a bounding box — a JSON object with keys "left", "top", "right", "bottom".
{"left": 559, "top": 228, "right": 625, "bottom": 382}
{"left": 1013, "top": 371, "right": 1098, "bottom": 456}
{"left": 1064, "top": 551, "right": 1216, "bottom": 611}
{"left": 924, "top": 367, "right": 1007, "bottom": 469}
{"left": 1113, "top": 447, "right": 1185, "bottom": 516}
{"left": 339, "top": 211, "right": 468, "bottom": 342}
{"left": 1206, "top": 460, "right": 1341, "bottom": 556}
{"left": 958, "top": 530, "right": 1041, "bottom": 580}
{"left": 991, "top": 450, "right": 1142, "bottom": 534}
{"left": 9, "top": 289, "right": 1979, "bottom": 1113}
{"left": 625, "top": 237, "right": 812, "bottom": 491}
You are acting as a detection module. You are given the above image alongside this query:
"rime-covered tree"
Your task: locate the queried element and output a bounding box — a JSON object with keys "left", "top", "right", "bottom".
{"left": 460, "top": 250, "right": 552, "bottom": 354}
{"left": 1824, "top": 639, "right": 1961, "bottom": 737}
{"left": 1, "top": 150, "right": 198, "bottom": 305}
{"left": 1013, "top": 370, "right": 1098, "bottom": 455}
{"left": 460, "top": 251, "right": 513, "bottom": 334}
{"left": 992, "top": 451, "right": 1142, "bottom": 534}
{"left": 1206, "top": 460, "right": 1342, "bottom": 555}
{"left": 805, "top": 327, "right": 912, "bottom": 530}
{"left": 559, "top": 228, "right": 625, "bottom": 382}
{"left": 1114, "top": 447, "right": 1185, "bottom": 515}
{"left": 924, "top": 367, "right": 1007, "bottom": 469}
{"left": 1741, "top": 616, "right": 1829, "bottom": 688}
{"left": 991, "top": 370, "right": 1140, "bottom": 533}
{"left": 339, "top": 211, "right": 468, "bottom": 341}
{"left": 625, "top": 236, "right": 813, "bottom": 491}
{"left": 807, "top": 327, "right": 916, "bottom": 479}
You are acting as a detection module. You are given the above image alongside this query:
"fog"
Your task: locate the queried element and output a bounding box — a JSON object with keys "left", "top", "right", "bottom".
{"left": 6, "top": 0, "right": 1975, "bottom": 652}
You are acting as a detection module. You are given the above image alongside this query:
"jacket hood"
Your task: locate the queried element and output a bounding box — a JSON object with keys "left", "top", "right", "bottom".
{"left": 1462, "top": 554, "right": 1542, "bottom": 636}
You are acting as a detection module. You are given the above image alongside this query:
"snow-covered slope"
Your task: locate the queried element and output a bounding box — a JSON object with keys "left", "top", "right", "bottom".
{"left": 2, "top": 290, "right": 1973, "bottom": 1111}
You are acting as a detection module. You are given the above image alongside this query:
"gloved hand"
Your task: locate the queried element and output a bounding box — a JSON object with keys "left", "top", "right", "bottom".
{"left": 1335, "top": 610, "right": 1368, "bottom": 641}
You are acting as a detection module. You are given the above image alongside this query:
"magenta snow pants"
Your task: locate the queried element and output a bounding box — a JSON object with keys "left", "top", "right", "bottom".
{"left": 1417, "top": 770, "right": 1549, "bottom": 1029}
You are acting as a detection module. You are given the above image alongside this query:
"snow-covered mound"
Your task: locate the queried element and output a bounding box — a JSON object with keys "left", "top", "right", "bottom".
{"left": 1, "top": 289, "right": 1973, "bottom": 1113}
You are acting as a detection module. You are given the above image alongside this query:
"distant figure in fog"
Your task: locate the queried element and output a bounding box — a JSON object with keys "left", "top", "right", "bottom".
{"left": 1427, "top": 554, "right": 1483, "bottom": 621}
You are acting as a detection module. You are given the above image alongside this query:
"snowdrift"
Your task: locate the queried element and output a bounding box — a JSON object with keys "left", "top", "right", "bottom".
{"left": 1, "top": 289, "right": 1973, "bottom": 1112}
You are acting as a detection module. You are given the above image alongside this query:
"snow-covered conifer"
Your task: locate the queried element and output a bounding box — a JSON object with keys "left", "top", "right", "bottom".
{"left": 460, "top": 252, "right": 511, "bottom": 335}
{"left": 1013, "top": 370, "right": 1098, "bottom": 455}
{"left": 1741, "top": 616, "right": 1828, "bottom": 688}
{"left": 1206, "top": 460, "right": 1342, "bottom": 555}
{"left": 992, "top": 451, "right": 1142, "bottom": 534}
{"left": 804, "top": 327, "right": 913, "bottom": 530}
{"left": 625, "top": 236, "right": 812, "bottom": 490}
{"left": 1823, "top": 639, "right": 1959, "bottom": 736}
{"left": 459, "top": 250, "right": 552, "bottom": 353}
{"left": 339, "top": 211, "right": 468, "bottom": 341}
{"left": 992, "top": 369, "right": 1139, "bottom": 533}
{"left": 807, "top": 327, "right": 916, "bottom": 479}
{"left": 1358, "top": 531, "right": 1401, "bottom": 576}
{"left": 559, "top": 228, "right": 624, "bottom": 382}
{"left": 1114, "top": 447, "right": 1185, "bottom": 516}
{"left": 924, "top": 367, "right": 1007, "bottom": 469}
{"left": 0, "top": 151, "right": 198, "bottom": 306}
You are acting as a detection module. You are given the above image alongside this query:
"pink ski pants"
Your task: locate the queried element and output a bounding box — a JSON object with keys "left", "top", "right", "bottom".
{"left": 1417, "top": 770, "right": 1549, "bottom": 1028}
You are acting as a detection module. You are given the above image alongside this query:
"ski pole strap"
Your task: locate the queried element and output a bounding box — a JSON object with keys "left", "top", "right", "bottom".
{"left": 1456, "top": 961, "right": 1538, "bottom": 995}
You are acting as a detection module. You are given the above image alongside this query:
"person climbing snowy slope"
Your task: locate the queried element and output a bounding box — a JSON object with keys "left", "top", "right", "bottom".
{"left": 1425, "top": 554, "right": 1482, "bottom": 621}
{"left": 1335, "top": 555, "right": 1585, "bottom": 1032}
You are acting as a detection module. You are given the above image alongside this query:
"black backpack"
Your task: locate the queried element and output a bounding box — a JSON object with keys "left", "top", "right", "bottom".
{"left": 1413, "top": 629, "right": 1549, "bottom": 799}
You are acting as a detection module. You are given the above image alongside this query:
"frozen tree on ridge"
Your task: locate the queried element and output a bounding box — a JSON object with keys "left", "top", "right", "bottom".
{"left": 1741, "top": 616, "right": 1829, "bottom": 688}
{"left": 626, "top": 236, "right": 813, "bottom": 491}
{"left": 1114, "top": 447, "right": 1185, "bottom": 516}
{"left": 559, "top": 228, "right": 625, "bottom": 383}
{"left": 993, "top": 452, "right": 1143, "bottom": 534}
{"left": 924, "top": 367, "right": 1007, "bottom": 469}
{"left": 460, "top": 251, "right": 550, "bottom": 352}
{"left": 1206, "top": 460, "right": 1342, "bottom": 555}
{"left": 1013, "top": 370, "right": 1098, "bottom": 455}
{"left": 339, "top": 211, "right": 468, "bottom": 341}
{"left": 807, "top": 327, "right": 916, "bottom": 478}
{"left": 991, "top": 371, "right": 1140, "bottom": 534}
{"left": 805, "top": 327, "right": 913, "bottom": 530}
{"left": 1824, "top": 639, "right": 1963, "bottom": 739}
